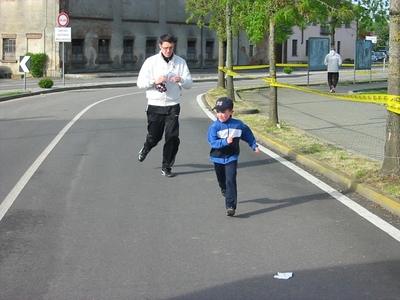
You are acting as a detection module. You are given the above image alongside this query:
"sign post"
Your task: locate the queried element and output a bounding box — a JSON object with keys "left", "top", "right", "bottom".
{"left": 19, "top": 55, "right": 31, "bottom": 90}
{"left": 56, "top": 13, "right": 70, "bottom": 85}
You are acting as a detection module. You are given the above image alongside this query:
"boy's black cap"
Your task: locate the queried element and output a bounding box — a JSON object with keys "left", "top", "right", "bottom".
{"left": 213, "top": 97, "right": 234, "bottom": 111}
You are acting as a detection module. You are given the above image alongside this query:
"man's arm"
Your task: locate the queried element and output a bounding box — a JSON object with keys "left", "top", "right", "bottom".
{"left": 178, "top": 61, "right": 193, "bottom": 90}
{"left": 137, "top": 59, "right": 154, "bottom": 89}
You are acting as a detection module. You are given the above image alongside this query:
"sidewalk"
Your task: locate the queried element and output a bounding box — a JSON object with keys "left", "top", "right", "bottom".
{"left": 238, "top": 81, "right": 388, "bottom": 162}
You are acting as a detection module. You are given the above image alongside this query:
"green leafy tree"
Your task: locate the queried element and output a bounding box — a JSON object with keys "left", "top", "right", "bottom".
{"left": 188, "top": 0, "right": 399, "bottom": 177}
{"left": 311, "top": 0, "right": 354, "bottom": 47}
{"left": 186, "top": 0, "right": 227, "bottom": 89}
{"left": 239, "top": 0, "right": 316, "bottom": 124}
{"left": 372, "top": 21, "right": 389, "bottom": 51}
{"left": 238, "top": 0, "right": 386, "bottom": 124}
{"left": 187, "top": 0, "right": 248, "bottom": 99}
{"left": 355, "top": 0, "right": 389, "bottom": 40}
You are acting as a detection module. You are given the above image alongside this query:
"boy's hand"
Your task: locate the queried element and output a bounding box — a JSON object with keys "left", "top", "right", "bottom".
{"left": 254, "top": 147, "right": 260, "bottom": 153}
{"left": 226, "top": 137, "right": 233, "bottom": 144}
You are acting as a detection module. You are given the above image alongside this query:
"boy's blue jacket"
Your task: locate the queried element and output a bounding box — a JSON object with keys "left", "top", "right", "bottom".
{"left": 207, "top": 116, "right": 258, "bottom": 164}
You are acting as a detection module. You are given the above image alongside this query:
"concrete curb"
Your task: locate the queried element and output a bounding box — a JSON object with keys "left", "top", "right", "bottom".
{"left": 252, "top": 130, "right": 400, "bottom": 217}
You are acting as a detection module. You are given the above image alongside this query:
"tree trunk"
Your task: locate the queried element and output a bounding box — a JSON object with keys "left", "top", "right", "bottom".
{"left": 225, "top": 2, "right": 235, "bottom": 100}
{"left": 381, "top": 0, "right": 400, "bottom": 175}
{"left": 330, "top": 27, "right": 336, "bottom": 48}
{"left": 329, "top": 19, "right": 336, "bottom": 48}
{"left": 218, "top": 39, "right": 225, "bottom": 88}
{"left": 269, "top": 19, "right": 279, "bottom": 124}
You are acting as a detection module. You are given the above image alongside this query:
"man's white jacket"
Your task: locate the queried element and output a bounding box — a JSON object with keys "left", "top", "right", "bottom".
{"left": 137, "top": 51, "right": 193, "bottom": 106}
{"left": 324, "top": 50, "right": 342, "bottom": 72}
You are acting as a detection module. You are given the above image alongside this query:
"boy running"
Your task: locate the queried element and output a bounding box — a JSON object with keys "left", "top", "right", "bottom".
{"left": 207, "top": 97, "right": 260, "bottom": 216}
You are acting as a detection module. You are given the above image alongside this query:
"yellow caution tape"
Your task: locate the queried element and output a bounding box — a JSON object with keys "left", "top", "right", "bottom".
{"left": 218, "top": 66, "right": 397, "bottom": 114}
{"left": 232, "top": 65, "right": 269, "bottom": 70}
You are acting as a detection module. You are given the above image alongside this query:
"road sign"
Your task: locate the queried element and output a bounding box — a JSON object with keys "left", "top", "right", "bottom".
{"left": 19, "top": 56, "right": 31, "bottom": 73}
{"left": 55, "top": 27, "right": 71, "bottom": 42}
{"left": 57, "top": 12, "right": 69, "bottom": 27}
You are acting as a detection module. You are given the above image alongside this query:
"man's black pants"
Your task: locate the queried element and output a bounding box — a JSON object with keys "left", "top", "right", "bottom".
{"left": 144, "top": 104, "right": 180, "bottom": 169}
{"left": 327, "top": 72, "right": 339, "bottom": 88}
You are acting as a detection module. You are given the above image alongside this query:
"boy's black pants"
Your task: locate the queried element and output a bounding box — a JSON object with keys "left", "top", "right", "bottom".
{"left": 214, "top": 160, "right": 238, "bottom": 209}
{"left": 144, "top": 104, "right": 180, "bottom": 169}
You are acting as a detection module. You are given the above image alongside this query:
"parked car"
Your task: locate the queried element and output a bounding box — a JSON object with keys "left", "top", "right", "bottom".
{"left": 378, "top": 50, "right": 389, "bottom": 60}
{"left": 375, "top": 51, "right": 387, "bottom": 61}
{"left": 371, "top": 51, "right": 378, "bottom": 62}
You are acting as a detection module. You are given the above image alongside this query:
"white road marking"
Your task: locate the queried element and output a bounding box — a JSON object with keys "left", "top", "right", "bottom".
{"left": 197, "top": 93, "right": 400, "bottom": 243}
{"left": 0, "top": 92, "right": 139, "bottom": 221}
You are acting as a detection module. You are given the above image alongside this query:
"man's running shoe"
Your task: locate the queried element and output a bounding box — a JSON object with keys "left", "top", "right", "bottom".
{"left": 161, "top": 167, "right": 175, "bottom": 178}
{"left": 138, "top": 147, "right": 150, "bottom": 162}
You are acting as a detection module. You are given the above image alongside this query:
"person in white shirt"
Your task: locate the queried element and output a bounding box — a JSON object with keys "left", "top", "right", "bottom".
{"left": 136, "top": 33, "right": 193, "bottom": 177}
{"left": 324, "top": 46, "right": 343, "bottom": 93}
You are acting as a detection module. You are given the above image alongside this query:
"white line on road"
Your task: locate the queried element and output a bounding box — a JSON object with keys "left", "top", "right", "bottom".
{"left": 0, "top": 92, "right": 140, "bottom": 221}
{"left": 197, "top": 93, "right": 400, "bottom": 243}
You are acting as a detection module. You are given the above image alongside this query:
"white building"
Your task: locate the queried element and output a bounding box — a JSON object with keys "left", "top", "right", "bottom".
{"left": 286, "top": 23, "right": 358, "bottom": 63}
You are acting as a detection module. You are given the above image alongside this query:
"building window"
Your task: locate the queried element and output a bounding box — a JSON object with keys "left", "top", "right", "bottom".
{"left": 187, "top": 40, "right": 196, "bottom": 60}
{"left": 305, "top": 39, "right": 309, "bottom": 56}
{"left": 72, "top": 39, "right": 84, "bottom": 62}
{"left": 292, "top": 39, "right": 298, "bottom": 56}
{"left": 249, "top": 44, "right": 255, "bottom": 57}
{"left": 320, "top": 26, "right": 330, "bottom": 35}
{"left": 146, "top": 39, "right": 156, "bottom": 58}
{"left": 98, "top": 39, "right": 110, "bottom": 62}
{"left": 2, "top": 38, "right": 16, "bottom": 61}
{"left": 123, "top": 39, "right": 134, "bottom": 62}
{"left": 206, "top": 41, "right": 214, "bottom": 59}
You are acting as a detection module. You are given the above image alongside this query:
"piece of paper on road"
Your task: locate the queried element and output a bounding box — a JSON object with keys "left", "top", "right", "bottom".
{"left": 274, "top": 272, "right": 293, "bottom": 279}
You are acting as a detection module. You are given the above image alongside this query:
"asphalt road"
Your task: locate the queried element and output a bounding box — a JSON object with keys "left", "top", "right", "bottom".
{"left": 1, "top": 81, "right": 400, "bottom": 299}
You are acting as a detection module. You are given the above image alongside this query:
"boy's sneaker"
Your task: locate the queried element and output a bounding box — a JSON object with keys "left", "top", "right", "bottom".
{"left": 221, "top": 189, "right": 226, "bottom": 197}
{"left": 227, "top": 207, "right": 235, "bottom": 217}
{"left": 138, "top": 147, "right": 150, "bottom": 162}
{"left": 161, "top": 167, "right": 175, "bottom": 178}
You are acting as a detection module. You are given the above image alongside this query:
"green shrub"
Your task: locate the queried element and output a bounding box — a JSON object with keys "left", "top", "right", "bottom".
{"left": 38, "top": 78, "right": 54, "bottom": 88}
{"left": 283, "top": 67, "right": 293, "bottom": 74}
{"left": 26, "top": 52, "right": 47, "bottom": 77}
